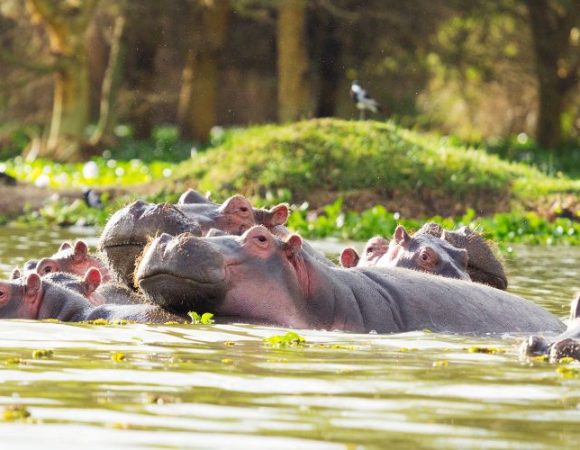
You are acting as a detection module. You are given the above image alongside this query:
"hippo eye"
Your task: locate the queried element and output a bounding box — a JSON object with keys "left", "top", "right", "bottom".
{"left": 42, "top": 266, "right": 53, "bottom": 274}
{"left": 256, "top": 235, "right": 267, "bottom": 243}
{"left": 240, "top": 206, "right": 249, "bottom": 212}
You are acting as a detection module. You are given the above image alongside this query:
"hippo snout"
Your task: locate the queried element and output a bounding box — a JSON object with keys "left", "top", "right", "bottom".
{"left": 136, "top": 233, "right": 228, "bottom": 312}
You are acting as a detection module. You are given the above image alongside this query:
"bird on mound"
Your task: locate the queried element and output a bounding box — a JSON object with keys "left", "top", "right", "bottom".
{"left": 350, "top": 80, "right": 381, "bottom": 120}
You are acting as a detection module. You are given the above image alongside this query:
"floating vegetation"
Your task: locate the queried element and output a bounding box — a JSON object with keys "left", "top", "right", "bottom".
{"left": 32, "top": 349, "right": 53, "bottom": 359}
{"left": 433, "top": 360, "right": 449, "bottom": 368}
{"left": 556, "top": 366, "right": 579, "bottom": 378}
{"left": 263, "top": 331, "right": 306, "bottom": 348}
{"left": 187, "top": 311, "right": 215, "bottom": 325}
{"left": 111, "top": 352, "right": 126, "bottom": 362}
{"left": 311, "top": 343, "right": 359, "bottom": 350}
{"left": 466, "top": 346, "right": 505, "bottom": 354}
{"left": 4, "top": 357, "right": 24, "bottom": 366}
{"left": 2, "top": 405, "right": 31, "bottom": 422}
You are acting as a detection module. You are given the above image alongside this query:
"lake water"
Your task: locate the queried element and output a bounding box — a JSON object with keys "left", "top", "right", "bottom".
{"left": 1, "top": 225, "right": 579, "bottom": 449}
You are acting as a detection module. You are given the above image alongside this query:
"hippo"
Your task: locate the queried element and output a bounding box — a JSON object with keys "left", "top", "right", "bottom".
{"left": 415, "top": 222, "right": 507, "bottom": 289}
{"left": 135, "top": 226, "right": 564, "bottom": 335}
{"left": 340, "top": 236, "right": 389, "bottom": 268}
{"left": 176, "top": 189, "right": 289, "bottom": 235}
{"left": 380, "top": 225, "right": 470, "bottom": 281}
{"left": 99, "top": 200, "right": 203, "bottom": 287}
{"left": 0, "top": 272, "right": 182, "bottom": 323}
{"left": 42, "top": 269, "right": 142, "bottom": 306}
{"left": 520, "top": 294, "right": 580, "bottom": 362}
{"left": 35, "top": 240, "right": 112, "bottom": 282}
{"left": 99, "top": 191, "right": 299, "bottom": 287}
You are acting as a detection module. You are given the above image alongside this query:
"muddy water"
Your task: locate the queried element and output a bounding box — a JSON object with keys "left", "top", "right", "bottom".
{"left": 0, "top": 226, "right": 579, "bottom": 449}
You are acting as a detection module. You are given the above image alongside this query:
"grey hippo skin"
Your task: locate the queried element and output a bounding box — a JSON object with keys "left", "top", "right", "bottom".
{"left": 520, "top": 294, "right": 580, "bottom": 362}
{"left": 379, "top": 225, "right": 470, "bottom": 281}
{"left": 12, "top": 240, "right": 112, "bottom": 282}
{"left": 135, "top": 226, "right": 564, "bottom": 335}
{"left": 340, "top": 236, "right": 390, "bottom": 268}
{"left": 99, "top": 191, "right": 291, "bottom": 287}
{"left": 416, "top": 222, "right": 508, "bottom": 290}
{"left": 99, "top": 200, "right": 202, "bottom": 287}
{"left": 342, "top": 226, "right": 469, "bottom": 282}
{"left": 0, "top": 272, "right": 183, "bottom": 323}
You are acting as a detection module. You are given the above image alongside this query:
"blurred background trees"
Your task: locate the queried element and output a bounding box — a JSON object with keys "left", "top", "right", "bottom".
{"left": 0, "top": 0, "right": 578, "bottom": 161}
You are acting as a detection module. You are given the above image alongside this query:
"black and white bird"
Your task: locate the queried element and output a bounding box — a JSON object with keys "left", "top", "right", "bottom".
{"left": 83, "top": 188, "right": 104, "bottom": 209}
{"left": 350, "top": 80, "right": 381, "bottom": 119}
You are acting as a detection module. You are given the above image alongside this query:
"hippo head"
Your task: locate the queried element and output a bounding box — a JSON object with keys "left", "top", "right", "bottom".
{"left": 382, "top": 225, "right": 470, "bottom": 281}
{"left": 136, "top": 226, "right": 311, "bottom": 328}
{"left": 416, "top": 223, "right": 507, "bottom": 290}
{"left": 35, "top": 240, "right": 111, "bottom": 282}
{"left": 0, "top": 273, "right": 44, "bottom": 319}
{"left": 340, "top": 236, "right": 390, "bottom": 269}
{"left": 99, "top": 200, "right": 202, "bottom": 287}
{"left": 42, "top": 269, "right": 104, "bottom": 306}
{"left": 176, "top": 189, "right": 289, "bottom": 235}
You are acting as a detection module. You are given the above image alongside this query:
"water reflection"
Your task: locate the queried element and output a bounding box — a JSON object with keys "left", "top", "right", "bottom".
{"left": 0, "top": 226, "right": 579, "bottom": 448}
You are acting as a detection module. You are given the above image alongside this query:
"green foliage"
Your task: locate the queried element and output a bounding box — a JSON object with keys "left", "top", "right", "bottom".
{"left": 175, "top": 119, "right": 579, "bottom": 205}
{"left": 1, "top": 157, "right": 174, "bottom": 190}
{"left": 188, "top": 311, "right": 215, "bottom": 325}
{"left": 288, "top": 198, "right": 580, "bottom": 245}
{"left": 263, "top": 331, "right": 306, "bottom": 348}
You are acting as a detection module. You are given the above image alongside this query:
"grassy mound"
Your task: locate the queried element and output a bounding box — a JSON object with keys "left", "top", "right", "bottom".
{"left": 173, "top": 119, "right": 579, "bottom": 216}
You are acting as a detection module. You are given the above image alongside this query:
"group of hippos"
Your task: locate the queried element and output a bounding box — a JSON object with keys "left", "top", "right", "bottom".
{"left": 1, "top": 189, "right": 579, "bottom": 362}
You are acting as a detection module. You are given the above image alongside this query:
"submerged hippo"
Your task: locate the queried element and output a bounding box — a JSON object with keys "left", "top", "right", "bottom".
{"left": 99, "top": 200, "right": 203, "bottom": 286}
{"left": 416, "top": 222, "right": 507, "bottom": 289}
{"left": 340, "top": 236, "right": 390, "bottom": 268}
{"left": 135, "top": 226, "right": 564, "bottom": 335}
{"left": 381, "top": 225, "right": 470, "bottom": 280}
{"left": 341, "top": 224, "right": 505, "bottom": 288}
{"left": 520, "top": 294, "right": 580, "bottom": 362}
{"left": 100, "top": 192, "right": 290, "bottom": 287}
{"left": 42, "top": 269, "right": 142, "bottom": 306}
{"left": 340, "top": 226, "right": 471, "bottom": 281}
{"left": 35, "top": 240, "right": 112, "bottom": 282}
{"left": 0, "top": 272, "right": 181, "bottom": 323}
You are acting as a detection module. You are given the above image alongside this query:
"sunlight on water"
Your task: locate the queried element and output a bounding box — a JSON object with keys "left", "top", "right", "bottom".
{"left": 0, "top": 226, "right": 579, "bottom": 449}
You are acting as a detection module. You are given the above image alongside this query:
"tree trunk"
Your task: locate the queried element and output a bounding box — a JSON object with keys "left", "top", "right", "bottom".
{"left": 277, "top": 0, "right": 311, "bottom": 122}
{"left": 178, "top": 0, "right": 230, "bottom": 142}
{"left": 314, "top": 14, "right": 342, "bottom": 117}
{"left": 524, "top": 0, "right": 579, "bottom": 149}
{"left": 90, "top": 14, "right": 126, "bottom": 147}
{"left": 26, "top": 0, "right": 97, "bottom": 161}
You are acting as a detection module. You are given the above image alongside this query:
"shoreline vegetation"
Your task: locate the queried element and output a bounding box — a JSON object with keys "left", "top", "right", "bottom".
{"left": 1, "top": 119, "right": 578, "bottom": 245}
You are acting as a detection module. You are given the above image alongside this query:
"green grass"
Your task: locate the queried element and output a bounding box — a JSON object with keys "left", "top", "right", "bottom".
{"left": 173, "top": 119, "right": 580, "bottom": 204}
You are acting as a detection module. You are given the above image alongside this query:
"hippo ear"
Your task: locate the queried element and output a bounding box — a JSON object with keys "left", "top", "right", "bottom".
{"left": 394, "top": 225, "right": 411, "bottom": 248}
{"left": 59, "top": 241, "right": 72, "bottom": 252}
{"left": 73, "top": 241, "right": 89, "bottom": 262}
{"left": 417, "top": 247, "right": 439, "bottom": 270}
{"left": 220, "top": 195, "right": 253, "bottom": 217}
{"left": 340, "top": 248, "right": 360, "bottom": 268}
{"left": 284, "top": 235, "right": 303, "bottom": 258}
{"left": 83, "top": 268, "right": 102, "bottom": 294}
{"left": 267, "top": 204, "right": 289, "bottom": 227}
{"left": 36, "top": 258, "right": 59, "bottom": 275}
{"left": 10, "top": 268, "right": 21, "bottom": 280}
{"left": 24, "top": 273, "right": 42, "bottom": 302}
{"left": 178, "top": 189, "right": 211, "bottom": 205}
{"left": 455, "top": 248, "right": 469, "bottom": 269}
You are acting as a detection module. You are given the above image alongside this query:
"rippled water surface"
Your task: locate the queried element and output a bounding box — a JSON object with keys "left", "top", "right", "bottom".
{"left": 1, "top": 226, "right": 579, "bottom": 449}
